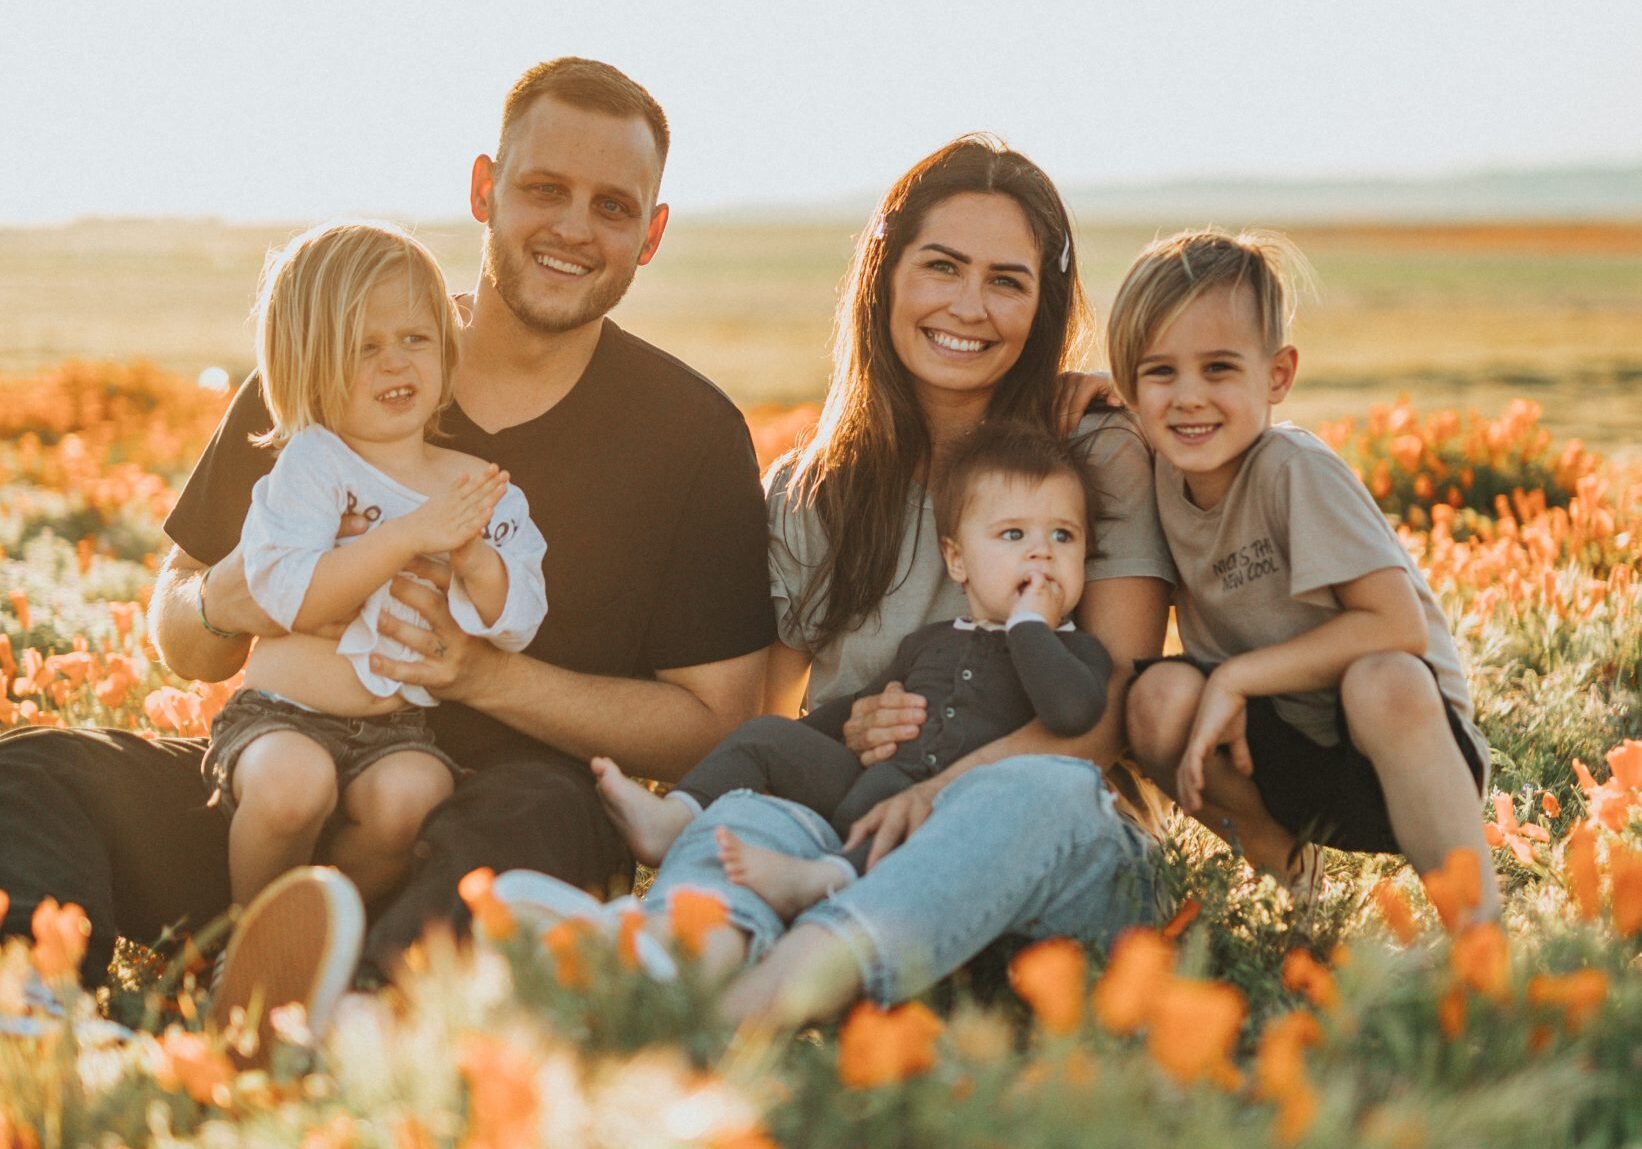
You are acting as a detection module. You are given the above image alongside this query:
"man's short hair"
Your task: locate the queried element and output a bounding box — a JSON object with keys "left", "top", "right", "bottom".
{"left": 497, "top": 57, "right": 670, "bottom": 171}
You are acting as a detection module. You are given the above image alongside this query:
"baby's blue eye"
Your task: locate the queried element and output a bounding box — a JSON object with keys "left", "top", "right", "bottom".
{"left": 1002, "top": 528, "right": 1024, "bottom": 541}
{"left": 1052, "top": 528, "right": 1074, "bottom": 543}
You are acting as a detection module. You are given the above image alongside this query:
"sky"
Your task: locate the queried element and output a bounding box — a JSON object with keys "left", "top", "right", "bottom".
{"left": 2, "top": 1, "right": 1638, "bottom": 226}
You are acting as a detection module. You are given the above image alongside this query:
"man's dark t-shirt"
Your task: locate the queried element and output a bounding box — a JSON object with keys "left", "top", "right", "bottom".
{"left": 166, "top": 319, "right": 776, "bottom": 769}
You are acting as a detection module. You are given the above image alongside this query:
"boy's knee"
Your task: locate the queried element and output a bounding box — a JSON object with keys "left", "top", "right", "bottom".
{"left": 1126, "top": 663, "right": 1203, "bottom": 761}
{"left": 1341, "top": 652, "right": 1442, "bottom": 726}
{"left": 349, "top": 759, "right": 454, "bottom": 847}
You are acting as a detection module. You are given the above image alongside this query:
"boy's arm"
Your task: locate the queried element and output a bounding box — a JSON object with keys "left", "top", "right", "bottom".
{"left": 1005, "top": 620, "right": 1111, "bottom": 737}
{"left": 1174, "top": 565, "right": 1425, "bottom": 811}
{"left": 290, "top": 519, "right": 426, "bottom": 631}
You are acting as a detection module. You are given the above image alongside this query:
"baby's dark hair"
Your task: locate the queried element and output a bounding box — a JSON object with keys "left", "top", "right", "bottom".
{"left": 933, "top": 422, "right": 1098, "bottom": 544}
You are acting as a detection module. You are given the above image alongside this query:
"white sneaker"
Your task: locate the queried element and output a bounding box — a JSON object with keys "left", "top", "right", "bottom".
{"left": 491, "top": 869, "right": 677, "bottom": 982}
{"left": 209, "top": 867, "right": 365, "bottom": 1068}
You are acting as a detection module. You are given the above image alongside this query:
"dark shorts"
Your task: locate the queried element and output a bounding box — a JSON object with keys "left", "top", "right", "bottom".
{"left": 1135, "top": 656, "right": 1488, "bottom": 853}
{"left": 202, "top": 689, "right": 462, "bottom": 824}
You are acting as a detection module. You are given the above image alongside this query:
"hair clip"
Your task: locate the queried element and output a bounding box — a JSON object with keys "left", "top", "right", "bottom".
{"left": 872, "top": 217, "right": 887, "bottom": 241}
{"left": 1058, "top": 232, "right": 1071, "bottom": 274}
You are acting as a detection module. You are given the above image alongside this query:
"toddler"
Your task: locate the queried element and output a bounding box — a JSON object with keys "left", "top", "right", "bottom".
{"left": 202, "top": 221, "right": 547, "bottom": 906}
{"left": 593, "top": 424, "right": 1111, "bottom": 920}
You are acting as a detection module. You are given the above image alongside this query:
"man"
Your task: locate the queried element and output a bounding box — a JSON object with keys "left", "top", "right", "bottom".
{"left": 0, "top": 58, "right": 774, "bottom": 1003}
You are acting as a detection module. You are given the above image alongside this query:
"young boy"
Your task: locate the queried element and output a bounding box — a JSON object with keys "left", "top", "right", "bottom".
{"left": 1109, "top": 228, "right": 1500, "bottom": 923}
{"left": 591, "top": 423, "right": 1112, "bottom": 920}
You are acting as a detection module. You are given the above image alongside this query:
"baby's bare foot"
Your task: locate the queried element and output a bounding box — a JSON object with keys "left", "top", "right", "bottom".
{"left": 715, "top": 826, "right": 853, "bottom": 923}
{"left": 590, "top": 756, "right": 695, "bottom": 868}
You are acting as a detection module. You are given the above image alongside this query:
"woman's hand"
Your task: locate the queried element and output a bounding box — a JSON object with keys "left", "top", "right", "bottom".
{"left": 842, "top": 776, "right": 945, "bottom": 870}
{"left": 1054, "top": 370, "right": 1121, "bottom": 436}
{"left": 842, "top": 681, "right": 927, "bottom": 766}
{"left": 371, "top": 556, "right": 505, "bottom": 701}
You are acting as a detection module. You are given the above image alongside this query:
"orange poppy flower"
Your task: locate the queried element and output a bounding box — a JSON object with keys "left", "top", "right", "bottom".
{"left": 1540, "top": 791, "right": 1561, "bottom": 819}
{"left": 1484, "top": 794, "right": 1550, "bottom": 865}
{"left": 1450, "top": 922, "right": 1509, "bottom": 1002}
{"left": 1437, "top": 985, "right": 1467, "bottom": 1040}
{"left": 1145, "top": 978, "right": 1245, "bottom": 1090}
{"left": 1563, "top": 823, "right": 1601, "bottom": 923}
{"left": 1255, "top": 1011, "right": 1323, "bottom": 1147}
{"left": 8, "top": 589, "right": 29, "bottom": 632}
{"left": 1281, "top": 949, "right": 1339, "bottom": 1013}
{"left": 709, "top": 1129, "right": 781, "bottom": 1149}
{"left": 617, "top": 909, "right": 645, "bottom": 971}
{"left": 1092, "top": 929, "right": 1175, "bottom": 1034}
{"left": 1372, "top": 880, "right": 1421, "bottom": 944}
{"left": 156, "top": 1027, "right": 235, "bottom": 1106}
{"left": 1160, "top": 897, "right": 1201, "bottom": 940}
{"left": 668, "top": 888, "right": 731, "bottom": 957}
{"left": 1527, "top": 969, "right": 1608, "bottom": 1033}
{"left": 456, "top": 867, "right": 516, "bottom": 941}
{"left": 1009, "top": 937, "right": 1086, "bottom": 1035}
{"left": 836, "top": 1001, "right": 944, "bottom": 1089}
{"left": 1610, "top": 842, "right": 1642, "bottom": 938}
{"left": 542, "top": 920, "right": 592, "bottom": 990}
{"left": 1422, "top": 849, "right": 1482, "bottom": 933}
{"left": 30, "top": 896, "right": 89, "bottom": 981}
{"left": 0, "top": 889, "right": 8, "bottom": 928}
{"left": 457, "top": 1034, "right": 541, "bottom": 1149}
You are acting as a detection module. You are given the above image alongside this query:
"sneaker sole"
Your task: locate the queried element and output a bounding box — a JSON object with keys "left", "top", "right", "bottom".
{"left": 210, "top": 867, "right": 364, "bottom": 1066}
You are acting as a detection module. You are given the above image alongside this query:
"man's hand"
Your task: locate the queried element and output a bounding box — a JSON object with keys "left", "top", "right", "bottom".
{"left": 370, "top": 557, "right": 505, "bottom": 700}
{"left": 842, "top": 681, "right": 927, "bottom": 766}
{"left": 1176, "top": 667, "right": 1253, "bottom": 813}
{"left": 842, "top": 776, "right": 944, "bottom": 870}
{"left": 1054, "top": 370, "right": 1121, "bottom": 436}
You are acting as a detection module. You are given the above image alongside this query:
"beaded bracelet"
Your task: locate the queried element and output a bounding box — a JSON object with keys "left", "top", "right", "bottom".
{"left": 197, "top": 564, "right": 246, "bottom": 640}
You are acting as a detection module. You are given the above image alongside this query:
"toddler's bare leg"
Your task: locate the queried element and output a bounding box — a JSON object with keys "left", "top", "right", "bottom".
{"left": 716, "top": 826, "right": 853, "bottom": 923}
{"left": 590, "top": 755, "right": 696, "bottom": 868}
{"left": 330, "top": 751, "right": 455, "bottom": 904}
{"left": 1126, "top": 663, "right": 1297, "bottom": 876}
{"left": 1341, "top": 652, "right": 1501, "bottom": 923}
{"left": 229, "top": 731, "right": 339, "bottom": 905}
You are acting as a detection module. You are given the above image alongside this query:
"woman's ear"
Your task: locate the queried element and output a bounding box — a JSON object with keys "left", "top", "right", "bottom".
{"left": 940, "top": 536, "right": 967, "bottom": 585}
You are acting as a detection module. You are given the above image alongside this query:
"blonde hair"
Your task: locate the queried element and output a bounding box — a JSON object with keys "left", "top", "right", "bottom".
{"left": 252, "top": 220, "right": 460, "bottom": 446}
{"left": 1106, "top": 228, "right": 1310, "bottom": 405}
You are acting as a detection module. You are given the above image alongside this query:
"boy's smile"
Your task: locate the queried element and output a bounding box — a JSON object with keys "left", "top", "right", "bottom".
{"left": 1133, "top": 283, "right": 1297, "bottom": 510}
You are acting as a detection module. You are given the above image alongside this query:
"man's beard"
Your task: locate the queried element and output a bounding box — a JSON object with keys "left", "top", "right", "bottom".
{"left": 481, "top": 226, "right": 638, "bottom": 334}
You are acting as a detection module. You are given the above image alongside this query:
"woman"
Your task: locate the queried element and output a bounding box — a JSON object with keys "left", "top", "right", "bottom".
{"left": 641, "top": 134, "right": 1176, "bottom": 1024}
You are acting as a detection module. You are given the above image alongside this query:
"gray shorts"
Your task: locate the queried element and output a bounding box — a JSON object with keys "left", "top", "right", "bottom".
{"left": 203, "top": 688, "right": 461, "bottom": 824}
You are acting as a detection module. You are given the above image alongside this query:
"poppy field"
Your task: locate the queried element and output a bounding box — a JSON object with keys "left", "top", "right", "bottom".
{"left": 1, "top": 360, "right": 1640, "bottom": 1147}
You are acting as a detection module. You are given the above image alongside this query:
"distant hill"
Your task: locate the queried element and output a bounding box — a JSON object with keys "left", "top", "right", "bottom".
{"left": 1058, "top": 163, "right": 1642, "bottom": 224}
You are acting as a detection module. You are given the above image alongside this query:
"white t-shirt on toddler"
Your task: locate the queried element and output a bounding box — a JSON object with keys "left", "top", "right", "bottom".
{"left": 241, "top": 425, "right": 548, "bottom": 707}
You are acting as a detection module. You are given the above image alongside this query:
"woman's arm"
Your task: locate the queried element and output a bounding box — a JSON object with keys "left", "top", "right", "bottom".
{"left": 764, "top": 640, "right": 813, "bottom": 719}
{"left": 844, "top": 575, "right": 1171, "bottom": 868}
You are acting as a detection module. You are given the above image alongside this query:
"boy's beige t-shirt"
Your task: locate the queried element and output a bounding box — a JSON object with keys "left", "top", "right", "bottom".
{"left": 770, "top": 409, "right": 1175, "bottom": 707}
{"left": 1156, "top": 423, "right": 1489, "bottom": 771}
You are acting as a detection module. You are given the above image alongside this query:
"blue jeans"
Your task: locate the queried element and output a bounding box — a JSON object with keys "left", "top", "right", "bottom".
{"left": 646, "top": 754, "right": 1159, "bottom": 1003}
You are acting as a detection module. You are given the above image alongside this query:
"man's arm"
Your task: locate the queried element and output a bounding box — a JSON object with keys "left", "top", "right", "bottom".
{"left": 149, "top": 546, "right": 270, "bottom": 683}
{"left": 844, "top": 575, "right": 1171, "bottom": 867}
{"left": 370, "top": 562, "right": 765, "bottom": 781}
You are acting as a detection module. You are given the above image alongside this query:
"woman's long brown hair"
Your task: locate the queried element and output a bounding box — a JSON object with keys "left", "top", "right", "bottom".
{"left": 779, "top": 134, "right": 1094, "bottom": 647}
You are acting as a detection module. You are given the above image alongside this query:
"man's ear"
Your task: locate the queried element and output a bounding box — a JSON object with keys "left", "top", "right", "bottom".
{"left": 637, "top": 202, "right": 669, "bottom": 267}
{"left": 470, "top": 155, "right": 496, "bottom": 224}
{"left": 1268, "top": 345, "right": 1298, "bottom": 405}
{"left": 940, "top": 536, "right": 966, "bottom": 585}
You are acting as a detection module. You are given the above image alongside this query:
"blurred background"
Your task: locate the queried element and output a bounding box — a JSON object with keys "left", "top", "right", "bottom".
{"left": 2, "top": 1, "right": 1638, "bottom": 455}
